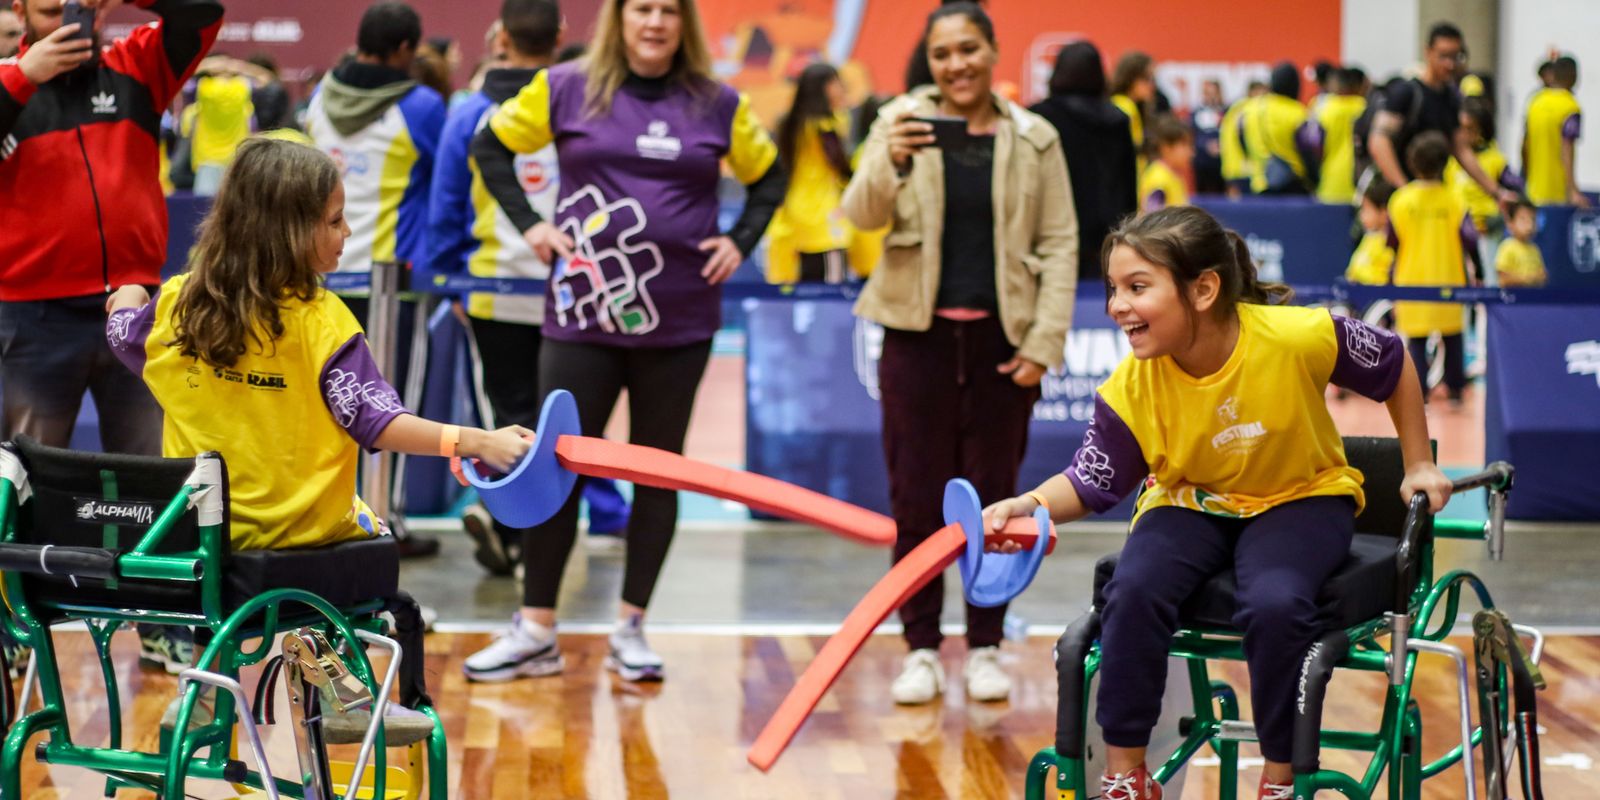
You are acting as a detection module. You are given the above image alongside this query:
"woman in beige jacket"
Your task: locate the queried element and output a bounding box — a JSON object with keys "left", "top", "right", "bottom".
{"left": 841, "top": 2, "right": 1078, "bottom": 707}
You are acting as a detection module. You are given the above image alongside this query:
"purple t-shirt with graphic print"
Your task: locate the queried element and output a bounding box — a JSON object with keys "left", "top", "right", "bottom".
{"left": 538, "top": 64, "right": 747, "bottom": 347}
{"left": 107, "top": 304, "right": 406, "bottom": 450}
{"left": 1063, "top": 314, "right": 1406, "bottom": 513}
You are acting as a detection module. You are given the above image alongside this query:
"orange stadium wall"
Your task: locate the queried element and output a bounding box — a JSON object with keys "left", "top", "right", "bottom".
{"left": 697, "top": 0, "right": 1343, "bottom": 123}
{"left": 102, "top": 0, "right": 1338, "bottom": 116}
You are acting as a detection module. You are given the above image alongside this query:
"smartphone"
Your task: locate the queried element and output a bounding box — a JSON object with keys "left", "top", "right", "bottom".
{"left": 908, "top": 116, "right": 968, "bottom": 151}
{"left": 61, "top": 1, "right": 95, "bottom": 41}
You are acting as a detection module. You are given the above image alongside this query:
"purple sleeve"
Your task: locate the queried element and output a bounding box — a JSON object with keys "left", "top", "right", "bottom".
{"left": 320, "top": 334, "right": 411, "bottom": 451}
{"left": 1329, "top": 314, "right": 1405, "bottom": 402}
{"left": 1143, "top": 189, "right": 1166, "bottom": 213}
{"left": 105, "top": 304, "right": 156, "bottom": 375}
{"left": 1064, "top": 395, "right": 1149, "bottom": 514}
{"left": 1298, "top": 120, "right": 1324, "bottom": 159}
{"left": 1562, "top": 112, "right": 1581, "bottom": 141}
{"left": 1385, "top": 220, "right": 1399, "bottom": 252}
{"left": 1499, "top": 166, "right": 1524, "bottom": 192}
{"left": 1460, "top": 212, "right": 1480, "bottom": 251}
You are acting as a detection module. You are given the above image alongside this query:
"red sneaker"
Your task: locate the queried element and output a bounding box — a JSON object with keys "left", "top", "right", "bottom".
{"left": 1100, "top": 765, "right": 1162, "bottom": 800}
{"left": 1258, "top": 774, "right": 1295, "bottom": 800}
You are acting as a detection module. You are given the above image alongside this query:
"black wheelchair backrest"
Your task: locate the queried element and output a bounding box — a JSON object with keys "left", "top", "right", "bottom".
{"left": 1343, "top": 436, "right": 1432, "bottom": 537}
{"left": 5, "top": 436, "right": 229, "bottom": 614}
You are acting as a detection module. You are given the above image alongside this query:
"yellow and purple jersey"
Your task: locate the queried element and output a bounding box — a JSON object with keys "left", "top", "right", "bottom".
{"left": 1523, "top": 88, "right": 1582, "bottom": 205}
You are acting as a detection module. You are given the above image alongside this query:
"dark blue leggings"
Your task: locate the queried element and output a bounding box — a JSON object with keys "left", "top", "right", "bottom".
{"left": 1096, "top": 496, "right": 1355, "bottom": 762}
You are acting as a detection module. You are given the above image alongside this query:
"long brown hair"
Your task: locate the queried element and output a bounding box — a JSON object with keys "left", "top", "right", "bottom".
{"left": 583, "top": 0, "right": 716, "bottom": 117}
{"left": 1102, "top": 206, "right": 1294, "bottom": 320}
{"left": 169, "top": 137, "right": 340, "bottom": 368}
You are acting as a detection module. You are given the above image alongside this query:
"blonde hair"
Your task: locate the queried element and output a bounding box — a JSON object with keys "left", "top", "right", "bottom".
{"left": 169, "top": 137, "right": 339, "bottom": 368}
{"left": 583, "top": 0, "right": 716, "bottom": 116}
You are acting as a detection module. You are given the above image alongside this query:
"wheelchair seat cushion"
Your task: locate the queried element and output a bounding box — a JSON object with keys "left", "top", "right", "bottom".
{"left": 1091, "top": 533, "right": 1399, "bottom": 632}
{"left": 224, "top": 537, "right": 400, "bottom": 611}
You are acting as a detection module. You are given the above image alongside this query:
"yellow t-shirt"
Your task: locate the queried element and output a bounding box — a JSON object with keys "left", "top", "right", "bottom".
{"left": 1444, "top": 142, "right": 1508, "bottom": 231}
{"left": 1112, "top": 93, "right": 1146, "bottom": 173}
{"left": 1139, "top": 160, "right": 1188, "bottom": 211}
{"left": 1219, "top": 99, "right": 1249, "bottom": 183}
{"left": 191, "top": 75, "right": 254, "bottom": 169}
{"left": 139, "top": 275, "right": 390, "bottom": 551}
{"left": 1495, "top": 237, "right": 1547, "bottom": 287}
{"left": 1345, "top": 230, "right": 1394, "bottom": 285}
{"left": 1314, "top": 94, "right": 1367, "bottom": 204}
{"left": 1523, "top": 88, "right": 1582, "bottom": 205}
{"left": 1389, "top": 181, "right": 1470, "bottom": 337}
{"left": 1096, "top": 304, "right": 1370, "bottom": 521}
{"left": 1243, "top": 93, "right": 1309, "bottom": 193}
{"left": 764, "top": 113, "right": 858, "bottom": 282}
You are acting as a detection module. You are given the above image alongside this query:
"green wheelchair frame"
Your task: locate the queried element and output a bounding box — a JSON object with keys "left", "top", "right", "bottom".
{"left": 1025, "top": 443, "right": 1541, "bottom": 800}
{"left": 0, "top": 440, "right": 448, "bottom": 799}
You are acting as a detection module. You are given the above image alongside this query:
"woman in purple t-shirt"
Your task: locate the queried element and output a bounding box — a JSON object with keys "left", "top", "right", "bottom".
{"left": 465, "top": 0, "right": 786, "bottom": 684}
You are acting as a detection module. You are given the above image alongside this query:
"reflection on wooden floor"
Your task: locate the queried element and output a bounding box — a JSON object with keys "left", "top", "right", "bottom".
{"left": 18, "top": 631, "right": 1600, "bottom": 798}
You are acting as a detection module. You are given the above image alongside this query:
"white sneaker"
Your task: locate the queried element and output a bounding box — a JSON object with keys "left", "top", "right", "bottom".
{"left": 964, "top": 646, "right": 1012, "bottom": 702}
{"left": 606, "top": 616, "right": 664, "bottom": 682}
{"left": 891, "top": 649, "right": 945, "bottom": 705}
{"left": 463, "top": 615, "right": 564, "bottom": 682}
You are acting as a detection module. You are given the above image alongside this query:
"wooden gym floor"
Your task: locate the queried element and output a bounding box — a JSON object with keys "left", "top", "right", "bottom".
{"left": 16, "top": 629, "right": 1600, "bottom": 798}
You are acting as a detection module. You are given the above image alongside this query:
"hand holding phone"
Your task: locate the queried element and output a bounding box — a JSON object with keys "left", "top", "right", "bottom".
{"left": 61, "top": 1, "right": 96, "bottom": 41}
{"left": 906, "top": 116, "right": 968, "bottom": 151}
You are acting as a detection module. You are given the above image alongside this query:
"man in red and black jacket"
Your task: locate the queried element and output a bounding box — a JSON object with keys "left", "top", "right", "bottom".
{"left": 0, "top": 0, "right": 221, "bottom": 455}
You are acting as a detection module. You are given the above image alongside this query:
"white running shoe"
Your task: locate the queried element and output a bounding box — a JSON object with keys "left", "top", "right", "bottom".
{"left": 606, "top": 616, "right": 664, "bottom": 682}
{"left": 891, "top": 649, "right": 945, "bottom": 705}
{"left": 963, "top": 646, "right": 1012, "bottom": 702}
{"left": 463, "top": 615, "right": 564, "bottom": 682}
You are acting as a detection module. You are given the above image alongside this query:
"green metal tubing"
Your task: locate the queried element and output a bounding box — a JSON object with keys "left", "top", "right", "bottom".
{"left": 116, "top": 553, "right": 203, "bottom": 582}
{"left": 1318, "top": 730, "right": 1386, "bottom": 752}
{"left": 127, "top": 485, "right": 198, "bottom": 555}
{"left": 1300, "top": 769, "right": 1371, "bottom": 798}
{"left": 40, "top": 744, "right": 305, "bottom": 797}
{"left": 1421, "top": 724, "right": 1487, "bottom": 778}
{"left": 87, "top": 621, "right": 122, "bottom": 753}
{"left": 1433, "top": 518, "right": 1485, "bottom": 540}
{"left": 1024, "top": 748, "right": 1057, "bottom": 800}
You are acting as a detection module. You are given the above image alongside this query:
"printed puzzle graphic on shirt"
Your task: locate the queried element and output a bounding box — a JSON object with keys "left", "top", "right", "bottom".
{"left": 552, "top": 185, "right": 665, "bottom": 335}
{"left": 324, "top": 368, "right": 405, "bottom": 428}
{"left": 1073, "top": 428, "right": 1115, "bottom": 491}
{"left": 106, "top": 310, "right": 134, "bottom": 351}
{"left": 1345, "top": 319, "right": 1387, "bottom": 369}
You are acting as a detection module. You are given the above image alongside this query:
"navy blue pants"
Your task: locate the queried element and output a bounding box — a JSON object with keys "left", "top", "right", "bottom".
{"left": 1097, "top": 496, "right": 1355, "bottom": 762}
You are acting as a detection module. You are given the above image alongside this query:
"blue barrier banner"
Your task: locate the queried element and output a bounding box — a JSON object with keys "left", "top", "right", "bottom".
{"left": 744, "top": 292, "right": 1136, "bottom": 518}
{"left": 1485, "top": 304, "right": 1600, "bottom": 520}
{"left": 1193, "top": 196, "right": 1355, "bottom": 286}
{"left": 1533, "top": 205, "right": 1600, "bottom": 287}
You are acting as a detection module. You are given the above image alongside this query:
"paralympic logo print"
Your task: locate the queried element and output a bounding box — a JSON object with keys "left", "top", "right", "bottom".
{"left": 1073, "top": 428, "right": 1115, "bottom": 491}
{"left": 551, "top": 185, "right": 665, "bottom": 335}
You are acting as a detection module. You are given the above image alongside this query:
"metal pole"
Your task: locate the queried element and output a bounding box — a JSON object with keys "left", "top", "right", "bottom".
{"left": 362, "top": 263, "right": 400, "bottom": 525}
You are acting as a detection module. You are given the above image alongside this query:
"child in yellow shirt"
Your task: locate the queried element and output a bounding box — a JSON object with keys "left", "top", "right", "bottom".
{"left": 1346, "top": 177, "right": 1396, "bottom": 285}
{"left": 1496, "top": 198, "right": 1548, "bottom": 287}
{"left": 1138, "top": 114, "right": 1192, "bottom": 213}
{"left": 983, "top": 206, "right": 1446, "bottom": 800}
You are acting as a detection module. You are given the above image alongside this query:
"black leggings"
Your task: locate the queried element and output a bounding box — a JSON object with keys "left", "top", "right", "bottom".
{"left": 521, "top": 337, "right": 712, "bottom": 609}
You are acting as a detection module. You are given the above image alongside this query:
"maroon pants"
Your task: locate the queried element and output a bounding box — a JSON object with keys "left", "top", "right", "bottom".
{"left": 877, "top": 316, "right": 1040, "bottom": 651}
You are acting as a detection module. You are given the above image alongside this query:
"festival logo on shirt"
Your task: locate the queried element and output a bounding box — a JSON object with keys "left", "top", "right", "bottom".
{"left": 324, "top": 368, "right": 405, "bottom": 427}
{"left": 551, "top": 185, "right": 665, "bottom": 335}
{"left": 1211, "top": 395, "right": 1267, "bottom": 456}
{"left": 635, "top": 120, "right": 683, "bottom": 161}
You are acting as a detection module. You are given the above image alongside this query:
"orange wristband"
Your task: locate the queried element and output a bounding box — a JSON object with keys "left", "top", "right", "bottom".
{"left": 439, "top": 424, "right": 461, "bottom": 458}
{"left": 1025, "top": 491, "right": 1050, "bottom": 515}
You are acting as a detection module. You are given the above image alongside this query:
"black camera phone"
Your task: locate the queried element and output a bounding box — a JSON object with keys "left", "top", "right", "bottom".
{"left": 61, "top": 1, "right": 96, "bottom": 41}
{"left": 908, "top": 116, "right": 968, "bottom": 151}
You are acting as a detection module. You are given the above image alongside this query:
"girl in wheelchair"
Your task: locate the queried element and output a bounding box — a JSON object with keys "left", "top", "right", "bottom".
{"left": 104, "top": 135, "right": 530, "bottom": 552}
{"left": 983, "top": 207, "right": 1452, "bottom": 800}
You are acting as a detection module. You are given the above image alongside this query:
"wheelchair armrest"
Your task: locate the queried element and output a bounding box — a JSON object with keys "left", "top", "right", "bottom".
{"left": 1393, "top": 493, "right": 1431, "bottom": 615}
{"left": 1450, "top": 461, "right": 1514, "bottom": 495}
{"left": 0, "top": 544, "right": 202, "bottom": 583}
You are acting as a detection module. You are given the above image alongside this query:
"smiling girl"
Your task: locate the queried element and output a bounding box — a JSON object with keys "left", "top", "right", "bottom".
{"left": 982, "top": 207, "right": 1450, "bottom": 800}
